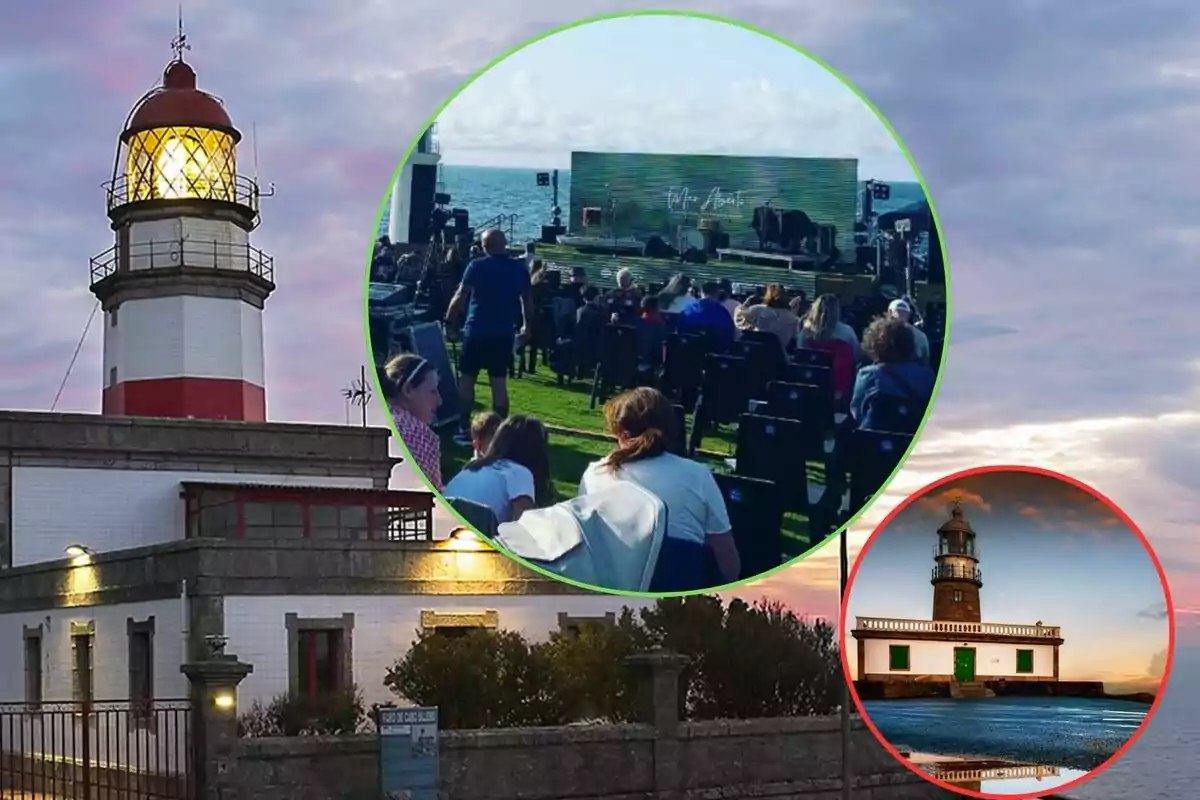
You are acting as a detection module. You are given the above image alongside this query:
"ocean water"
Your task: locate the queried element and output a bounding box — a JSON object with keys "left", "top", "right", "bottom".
{"left": 864, "top": 648, "right": 1199, "bottom": 799}
{"left": 379, "top": 164, "right": 926, "bottom": 243}
{"left": 1053, "top": 647, "right": 1199, "bottom": 799}
{"left": 862, "top": 696, "right": 1148, "bottom": 772}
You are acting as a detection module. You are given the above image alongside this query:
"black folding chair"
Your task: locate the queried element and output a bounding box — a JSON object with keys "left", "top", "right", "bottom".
{"left": 668, "top": 404, "right": 689, "bottom": 456}
{"left": 729, "top": 339, "right": 783, "bottom": 403}
{"left": 689, "top": 354, "right": 749, "bottom": 454}
{"left": 863, "top": 393, "right": 927, "bottom": 435}
{"left": 714, "top": 472, "right": 784, "bottom": 581}
{"left": 660, "top": 333, "right": 705, "bottom": 411}
{"left": 446, "top": 496, "right": 500, "bottom": 539}
{"left": 782, "top": 363, "right": 835, "bottom": 399}
{"left": 589, "top": 324, "right": 643, "bottom": 408}
{"left": 793, "top": 347, "right": 834, "bottom": 369}
{"left": 848, "top": 429, "right": 913, "bottom": 511}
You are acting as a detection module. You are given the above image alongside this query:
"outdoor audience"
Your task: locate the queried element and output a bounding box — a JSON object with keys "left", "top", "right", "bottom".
{"left": 383, "top": 233, "right": 942, "bottom": 589}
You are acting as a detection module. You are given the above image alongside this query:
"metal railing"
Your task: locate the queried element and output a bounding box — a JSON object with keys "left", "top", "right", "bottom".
{"left": 89, "top": 238, "right": 274, "bottom": 284}
{"left": 855, "top": 617, "right": 1061, "bottom": 638}
{"left": 104, "top": 172, "right": 262, "bottom": 219}
{"left": 476, "top": 213, "right": 519, "bottom": 242}
{"left": 930, "top": 764, "right": 1061, "bottom": 783}
{"left": 931, "top": 564, "right": 983, "bottom": 583}
{"left": 0, "top": 699, "right": 192, "bottom": 800}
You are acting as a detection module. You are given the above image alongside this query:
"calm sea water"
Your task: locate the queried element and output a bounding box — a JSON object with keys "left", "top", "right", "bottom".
{"left": 379, "top": 164, "right": 926, "bottom": 242}
{"left": 863, "top": 696, "right": 1147, "bottom": 771}
{"left": 1054, "top": 647, "right": 1199, "bottom": 799}
{"left": 865, "top": 648, "right": 1198, "bottom": 798}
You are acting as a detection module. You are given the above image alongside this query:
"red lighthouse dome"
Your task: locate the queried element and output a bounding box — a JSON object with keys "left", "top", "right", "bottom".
{"left": 123, "top": 60, "right": 239, "bottom": 140}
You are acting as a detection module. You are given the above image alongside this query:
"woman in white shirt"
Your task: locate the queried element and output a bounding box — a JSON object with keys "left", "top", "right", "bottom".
{"left": 578, "top": 387, "right": 741, "bottom": 591}
{"left": 444, "top": 415, "right": 554, "bottom": 524}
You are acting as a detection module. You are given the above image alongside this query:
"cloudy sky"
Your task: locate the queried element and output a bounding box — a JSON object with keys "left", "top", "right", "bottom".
{"left": 2, "top": 0, "right": 1198, "bottom": 745}
{"left": 845, "top": 470, "right": 1171, "bottom": 690}
{"left": 435, "top": 15, "right": 916, "bottom": 179}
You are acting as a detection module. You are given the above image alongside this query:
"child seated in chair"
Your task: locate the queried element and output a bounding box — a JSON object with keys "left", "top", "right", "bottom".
{"left": 444, "top": 415, "right": 555, "bottom": 524}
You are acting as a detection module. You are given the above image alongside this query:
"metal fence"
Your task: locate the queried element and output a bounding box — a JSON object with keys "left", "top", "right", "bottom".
{"left": 0, "top": 700, "right": 192, "bottom": 800}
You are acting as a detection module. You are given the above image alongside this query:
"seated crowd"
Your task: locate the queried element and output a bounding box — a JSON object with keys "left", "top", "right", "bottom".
{"left": 380, "top": 231, "right": 939, "bottom": 591}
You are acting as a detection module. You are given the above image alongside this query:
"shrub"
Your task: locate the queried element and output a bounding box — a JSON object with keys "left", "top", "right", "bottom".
{"left": 238, "top": 686, "right": 366, "bottom": 737}
{"left": 384, "top": 629, "right": 567, "bottom": 729}
{"left": 383, "top": 597, "right": 840, "bottom": 729}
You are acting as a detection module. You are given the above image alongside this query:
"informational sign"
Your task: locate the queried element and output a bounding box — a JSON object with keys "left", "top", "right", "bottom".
{"left": 378, "top": 706, "right": 439, "bottom": 800}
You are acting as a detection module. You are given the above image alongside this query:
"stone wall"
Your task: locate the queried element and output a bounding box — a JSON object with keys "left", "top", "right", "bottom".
{"left": 210, "top": 651, "right": 955, "bottom": 800}
{"left": 232, "top": 717, "right": 951, "bottom": 800}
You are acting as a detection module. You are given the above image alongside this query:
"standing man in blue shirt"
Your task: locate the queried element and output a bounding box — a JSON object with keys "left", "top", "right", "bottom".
{"left": 445, "top": 229, "right": 533, "bottom": 445}
{"left": 676, "top": 281, "right": 736, "bottom": 351}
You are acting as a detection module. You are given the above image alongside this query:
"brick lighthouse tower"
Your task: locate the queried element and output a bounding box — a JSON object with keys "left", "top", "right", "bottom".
{"left": 931, "top": 501, "right": 983, "bottom": 623}
{"left": 89, "top": 33, "right": 274, "bottom": 421}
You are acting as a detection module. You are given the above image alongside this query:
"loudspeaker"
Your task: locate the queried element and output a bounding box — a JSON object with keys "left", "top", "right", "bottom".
{"left": 452, "top": 208, "right": 470, "bottom": 233}
{"left": 536, "top": 172, "right": 550, "bottom": 187}
{"left": 927, "top": 220, "right": 945, "bottom": 285}
{"left": 434, "top": 192, "right": 452, "bottom": 205}
{"left": 582, "top": 207, "right": 602, "bottom": 226}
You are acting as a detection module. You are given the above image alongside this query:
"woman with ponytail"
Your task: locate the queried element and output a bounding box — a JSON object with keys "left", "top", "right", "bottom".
{"left": 578, "top": 387, "right": 741, "bottom": 591}
{"left": 383, "top": 353, "right": 444, "bottom": 491}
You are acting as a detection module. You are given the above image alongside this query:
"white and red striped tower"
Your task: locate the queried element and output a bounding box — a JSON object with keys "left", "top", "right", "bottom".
{"left": 89, "top": 47, "right": 274, "bottom": 421}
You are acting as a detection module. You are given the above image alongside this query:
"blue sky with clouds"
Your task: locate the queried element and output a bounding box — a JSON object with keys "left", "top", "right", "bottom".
{"left": 1, "top": 0, "right": 1198, "bottom": 660}
{"left": 435, "top": 15, "right": 917, "bottom": 179}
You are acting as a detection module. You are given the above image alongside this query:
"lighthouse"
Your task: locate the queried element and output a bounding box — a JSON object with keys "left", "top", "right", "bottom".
{"left": 931, "top": 501, "right": 983, "bottom": 623}
{"left": 88, "top": 42, "right": 274, "bottom": 421}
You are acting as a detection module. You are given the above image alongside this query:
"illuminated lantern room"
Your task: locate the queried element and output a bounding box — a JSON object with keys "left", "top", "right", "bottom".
{"left": 109, "top": 59, "right": 248, "bottom": 216}
{"left": 90, "top": 34, "right": 275, "bottom": 423}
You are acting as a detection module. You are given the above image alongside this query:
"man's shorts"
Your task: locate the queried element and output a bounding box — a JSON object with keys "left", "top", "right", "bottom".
{"left": 458, "top": 335, "right": 514, "bottom": 378}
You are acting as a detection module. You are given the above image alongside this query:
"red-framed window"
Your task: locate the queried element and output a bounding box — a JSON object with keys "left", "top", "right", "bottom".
{"left": 296, "top": 629, "right": 344, "bottom": 699}
{"left": 181, "top": 484, "right": 434, "bottom": 542}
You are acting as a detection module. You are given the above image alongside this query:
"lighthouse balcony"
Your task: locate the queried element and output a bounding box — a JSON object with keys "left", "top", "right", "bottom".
{"left": 90, "top": 238, "right": 274, "bottom": 284}
{"left": 854, "top": 616, "right": 1061, "bottom": 639}
{"left": 105, "top": 171, "right": 262, "bottom": 221}
{"left": 931, "top": 563, "right": 982, "bottom": 584}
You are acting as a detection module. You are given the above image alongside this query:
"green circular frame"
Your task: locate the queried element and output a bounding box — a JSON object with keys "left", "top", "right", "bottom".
{"left": 361, "top": 9, "right": 953, "bottom": 599}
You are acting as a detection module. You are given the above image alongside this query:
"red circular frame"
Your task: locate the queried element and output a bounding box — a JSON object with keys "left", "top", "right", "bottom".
{"left": 838, "top": 464, "right": 1176, "bottom": 800}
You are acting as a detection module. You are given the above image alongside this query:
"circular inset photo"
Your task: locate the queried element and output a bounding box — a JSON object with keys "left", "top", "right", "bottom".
{"left": 842, "top": 466, "right": 1174, "bottom": 799}
{"left": 368, "top": 11, "right": 949, "bottom": 594}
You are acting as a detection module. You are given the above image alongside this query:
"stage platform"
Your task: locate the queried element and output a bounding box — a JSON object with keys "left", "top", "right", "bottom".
{"left": 531, "top": 244, "right": 884, "bottom": 306}
{"left": 715, "top": 247, "right": 820, "bottom": 270}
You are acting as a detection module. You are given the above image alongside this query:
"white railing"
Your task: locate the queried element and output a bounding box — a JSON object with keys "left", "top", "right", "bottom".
{"left": 855, "top": 616, "right": 1061, "bottom": 638}
{"left": 930, "top": 764, "right": 1061, "bottom": 783}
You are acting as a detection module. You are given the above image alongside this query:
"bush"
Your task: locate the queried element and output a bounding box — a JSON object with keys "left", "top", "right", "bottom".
{"left": 384, "top": 629, "right": 567, "bottom": 729}
{"left": 239, "top": 686, "right": 366, "bottom": 737}
{"left": 384, "top": 596, "right": 839, "bottom": 729}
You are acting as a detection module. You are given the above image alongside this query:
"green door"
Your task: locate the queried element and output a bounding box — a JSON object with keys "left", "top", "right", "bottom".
{"left": 953, "top": 648, "right": 976, "bottom": 681}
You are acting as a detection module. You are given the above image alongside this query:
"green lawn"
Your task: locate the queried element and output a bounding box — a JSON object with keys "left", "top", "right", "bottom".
{"left": 438, "top": 365, "right": 829, "bottom": 560}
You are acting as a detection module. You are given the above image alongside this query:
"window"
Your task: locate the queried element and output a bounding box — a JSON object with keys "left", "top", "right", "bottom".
{"left": 952, "top": 590, "right": 963, "bottom": 603}
{"left": 286, "top": 614, "right": 354, "bottom": 701}
{"left": 71, "top": 624, "right": 95, "bottom": 703}
{"left": 1016, "top": 649, "right": 1034, "bottom": 674}
{"left": 888, "top": 645, "right": 910, "bottom": 671}
{"left": 244, "top": 501, "right": 305, "bottom": 539}
{"left": 128, "top": 617, "right": 155, "bottom": 715}
{"left": 108, "top": 366, "right": 118, "bottom": 388}
{"left": 110, "top": 308, "right": 119, "bottom": 328}
{"left": 23, "top": 626, "right": 42, "bottom": 708}
{"left": 297, "top": 630, "right": 344, "bottom": 699}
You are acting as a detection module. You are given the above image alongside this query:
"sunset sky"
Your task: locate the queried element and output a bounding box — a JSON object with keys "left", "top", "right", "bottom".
{"left": 844, "top": 471, "right": 1171, "bottom": 691}
{"left": 0, "top": 0, "right": 1196, "bottom": 657}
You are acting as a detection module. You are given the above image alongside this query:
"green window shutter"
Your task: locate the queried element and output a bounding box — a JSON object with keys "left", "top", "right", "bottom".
{"left": 1016, "top": 649, "right": 1034, "bottom": 673}
{"left": 889, "top": 645, "right": 910, "bottom": 671}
